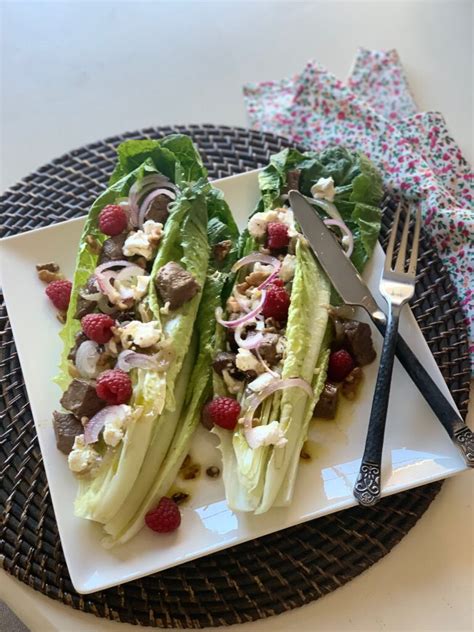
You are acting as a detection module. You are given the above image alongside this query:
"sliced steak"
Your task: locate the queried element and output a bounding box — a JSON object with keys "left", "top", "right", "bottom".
{"left": 155, "top": 261, "right": 201, "bottom": 310}
{"left": 98, "top": 233, "right": 127, "bottom": 265}
{"left": 53, "top": 411, "right": 83, "bottom": 454}
{"left": 146, "top": 194, "right": 171, "bottom": 225}
{"left": 68, "top": 331, "right": 89, "bottom": 363}
{"left": 60, "top": 378, "right": 105, "bottom": 419}
{"left": 74, "top": 275, "right": 99, "bottom": 319}
{"left": 343, "top": 320, "right": 376, "bottom": 366}
{"left": 255, "top": 333, "right": 281, "bottom": 366}
{"left": 314, "top": 382, "right": 340, "bottom": 419}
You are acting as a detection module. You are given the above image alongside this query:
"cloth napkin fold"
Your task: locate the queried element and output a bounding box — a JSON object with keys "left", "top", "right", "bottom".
{"left": 243, "top": 49, "right": 473, "bottom": 369}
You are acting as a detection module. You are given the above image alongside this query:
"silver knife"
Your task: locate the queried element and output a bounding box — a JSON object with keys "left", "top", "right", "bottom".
{"left": 289, "top": 190, "right": 474, "bottom": 466}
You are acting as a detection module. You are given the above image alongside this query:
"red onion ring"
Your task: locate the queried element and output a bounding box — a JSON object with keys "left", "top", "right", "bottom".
{"left": 84, "top": 405, "right": 129, "bottom": 444}
{"left": 75, "top": 341, "right": 100, "bottom": 378}
{"left": 216, "top": 290, "right": 267, "bottom": 329}
{"left": 115, "top": 265, "right": 148, "bottom": 299}
{"left": 116, "top": 350, "right": 159, "bottom": 372}
{"left": 138, "top": 188, "right": 176, "bottom": 229}
{"left": 95, "top": 261, "right": 136, "bottom": 302}
{"left": 234, "top": 328, "right": 263, "bottom": 350}
{"left": 323, "top": 219, "right": 354, "bottom": 258}
{"left": 231, "top": 253, "right": 281, "bottom": 290}
{"left": 128, "top": 175, "right": 178, "bottom": 227}
{"left": 241, "top": 377, "right": 314, "bottom": 429}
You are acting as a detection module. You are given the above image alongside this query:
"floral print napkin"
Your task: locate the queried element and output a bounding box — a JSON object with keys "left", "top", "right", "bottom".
{"left": 243, "top": 49, "right": 473, "bottom": 369}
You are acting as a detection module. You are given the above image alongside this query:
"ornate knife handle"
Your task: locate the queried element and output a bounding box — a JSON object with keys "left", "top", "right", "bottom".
{"left": 353, "top": 462, "right": 381, "bottom": 507}
{"left": 453, "top": 425, "right": 474, "bottom": 466}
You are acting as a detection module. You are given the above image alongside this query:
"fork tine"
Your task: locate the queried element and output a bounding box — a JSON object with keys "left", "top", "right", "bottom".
{"left": 394, "top": 205, "right": 411, "bottom": 272}
{"left": 384, "top": 202, "right": 402, "bottom": 271}
{"left": 408, "top": 206, "right": 422, "bottom": 276}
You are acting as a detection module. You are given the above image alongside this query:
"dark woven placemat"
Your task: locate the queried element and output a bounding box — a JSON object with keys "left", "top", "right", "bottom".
{"left": 0, "top": 125, "right": 470, "bottom": 628}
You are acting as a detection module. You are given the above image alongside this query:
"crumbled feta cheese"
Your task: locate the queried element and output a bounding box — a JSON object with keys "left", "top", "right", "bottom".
{"left": 254, "top": 262, "right": 274, "bottom": 275}
{"left": 115, "top": 274, "right": 150, "bottom": 302}
{"left": 279, "top": 254, "right": 297, "bottom": 282}
{"left": 247, "top": 210, "right": 279, "bottom": 238}
{"left": 311, "top": 176, "right": 336, "bottom": 202}
{"left": 248, "top": 372, "right": 276, "bottom": 393}
{"left": 235, "top": 349, "right": 264, "bottom": 374}
{"left": 102, "top": 405, "right": 132, "bottom": 447}
{"left": 245, "top": 421, "right": 288, "bottom": 449}
{"left": 68, "top": 435, "right": 99, "bottom": 473}
{"left": 118, "top": 320, "right": 161, "bottom": 348}
{"left": 222, "top": 369, "right": 243, "bottom": 394}
{"left": 122, "top": 220, "right": 163, "bottom": 260}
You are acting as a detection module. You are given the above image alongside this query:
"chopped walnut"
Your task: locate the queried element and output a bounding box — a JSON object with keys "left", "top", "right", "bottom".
{"left": 56, "top": 310, "right": 67, "bottom": 324}
{"left": 236, "top": 281, "right": 249, "bottom": 294}
{"left": 213, "top": 239, "right": 232, "bottom": 262}
{"left": 245, "top": 270, "right": 270, "bottom": 287}
{"left": 85, "top": 235, "right": 102, "bottom": 255}
{"left": 342, "top": 367, "right": 363, "bottom": 400}
{"left": 226, "top": 296, "right": 240, "bottom": 313}
{"left": 36, "top": 262, "right": 64, "bottom": 283}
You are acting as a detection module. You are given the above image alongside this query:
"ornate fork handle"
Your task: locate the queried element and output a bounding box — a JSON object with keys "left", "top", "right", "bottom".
{"left": 453, "top": 425, "right": 474, "bottom": 466}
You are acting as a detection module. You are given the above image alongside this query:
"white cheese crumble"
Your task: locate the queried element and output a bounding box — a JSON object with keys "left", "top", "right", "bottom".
{"left": 68, "top": 435, "right": 99, "bottom": 473}
{"left": 122, "top": 220, "right": 163, "bottom": 260}
{"left": 247, "top": 372, "right": 276, "bottom": 393}
{"left": 245, "top": 421, "right": 288, "bottom": 449}
{"left": 235, "top": 349, "right": 264, "bottom": 374}
{"left": 279, "top": 254, "right": 297, "bottom": 282}
{"left": 311, "top": 176, "right": 336, "bottom": 202}
{"left": 117, "top": 320, "right": 161, "bottom": 348}
{"left": 115, "top": 274, "right": 150, "bottom": 301}
{"left": 102, "top": 405, "right": 132, "bottom": 447}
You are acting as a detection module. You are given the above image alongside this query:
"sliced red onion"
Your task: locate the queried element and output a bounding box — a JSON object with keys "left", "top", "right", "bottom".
{"left": 128, "top": 175, "right": 178, "bottom": 227}
{"left": 95, "top": 261, "right": 136, "bottom": 303}
{"left": 234, "top": 328, "right": 263, "bottom": 350}
{"left": 216, "top": 290, "right": 267, "bottom": 329}
{"left": 97, "top": 295, "right": 117, "bottom": 314}
{"left": 84, "top": 405, "right": 128, "bottom": 444}
{"left": 95, "top": 260, "right": 135, "bottom": 275}
{"left": 231, "top": 253, "right": 281, "bottom": 290}
{"left": 75, "top": 341, "right": 100, "bottom": 379}
{"left": 79, "top": 290, "right": 102, "bottom": 302}
{"left": 323, "top": 219, "right": 354, "bottom": 258}
{"left": 241, "top": 377, "right": 314, "bottom": 429}
{"left": 308, "top": 196, "right": 343, "bottom": 223}
{"left": 115, "top": 265, "right": 148, "bottom": 299}
{"left": 138, "top": 188, "right": 176, "bottom": 229}
{"left": 116, "top": 350, "right": 159, "bottom": 372}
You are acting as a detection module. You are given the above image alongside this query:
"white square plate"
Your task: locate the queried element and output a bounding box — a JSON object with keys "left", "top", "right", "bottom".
{"left": 0, "top": 169, "right": 467, "bottom": 594}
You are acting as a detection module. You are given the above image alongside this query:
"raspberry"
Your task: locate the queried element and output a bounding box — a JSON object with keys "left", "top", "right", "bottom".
{"left": 261, "top": 283, "right": 290, "bottom": 321}
{"left": 203, "top": 397, "right": 241, "bottom": 430}
{"left": 96, "top": 369, "right": 132, "bottom": 405}
{"left": 267, "top": 222, "right": 289, "bottom": 250}
{"left": 98, "top": 204, "right": 128, "bottom": 236}
{"left": 327, "top": 349, "right": 355, "bottom": 382}
{"left": 81, "top": 313, "right": 115, "bottom": 344}
{"left": 145, "top": 497, "right": 181, "bottom": 533}
{"left": 45, "top": 279, "right": 72, "bottom": 311}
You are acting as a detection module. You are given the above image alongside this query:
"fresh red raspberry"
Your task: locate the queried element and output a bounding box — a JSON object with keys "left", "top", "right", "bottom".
{"left": 145, "top": 497, "right": 181, "bottom": 533}
{"left": 261, "top": 283, "right": 290, "bottom": 321}
{"left": 96, "top": 369, "right": 132, "bottom": 405}
{"left": 81, "top": 313, "right": 115, "bottom": 344}
{"left": 327, "top": 349, "right": 355, "bottom": 382}
{"left": 267, "top": 222, "right": 289, "bottom": 250}
{"left": 45, "top": 279, "right": 72, "bottom": 311}
{"left": 203, "top": 397, "right": 241, "bottom": 430}
{"left": 98, "top": 204, "right": 128, "bottom": 236}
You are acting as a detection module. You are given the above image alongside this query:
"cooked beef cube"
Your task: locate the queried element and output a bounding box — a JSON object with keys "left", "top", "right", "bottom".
{"left": 146, "top": 194, "right": 171, "bottom": 225}
{"left": 155, "top": 261, "right": 201, "bottom": 310}
{"left": 255, "top": 333, "right": 281, "bottom": 366}
{"left": 212, "top": 352, "right": 237, "bottom": 376}
{"left": 68, "top": 332, "right": 88, "bottom": 362}
{"left": 286, "top": 169, "right": 301, "bottom": 192}
{"left": 60, "top": 378, "right": 105, "bottom": 419}
{"left": 74, "top": 275, "right": 99, "bottom": 319}
{"left": 343, "top": 320, "right": 376, "bottom": 366}
{"left": 98, "top": 233, "right": 127, "bottom": 265}
{"left": 52, "top": 411, "right": 83, "bottom": 454}
{"left": 314, "top": 382, "right": 340, "bottom": 419}
{"left": 213, "top": 240, "right": 232, "bottom": 262}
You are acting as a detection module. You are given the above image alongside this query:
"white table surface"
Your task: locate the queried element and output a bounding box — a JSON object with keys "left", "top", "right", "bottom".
{"left": 1, "top": 1, "right": 473, "bottom": 631}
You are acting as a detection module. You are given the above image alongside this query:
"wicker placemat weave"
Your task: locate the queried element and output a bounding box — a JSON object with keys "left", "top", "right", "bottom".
{"left": 0, "top": 125, "right": 470, "bottom": 628}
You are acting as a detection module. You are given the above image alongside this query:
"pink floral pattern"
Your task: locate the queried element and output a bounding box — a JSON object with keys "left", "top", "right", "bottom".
{"left": 243, "top": 49, "right": 474, "bottom": 369}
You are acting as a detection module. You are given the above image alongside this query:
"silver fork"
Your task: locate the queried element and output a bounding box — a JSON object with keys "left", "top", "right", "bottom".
{"left": 353, "top": 203, "right": 421, "bottom": 507}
